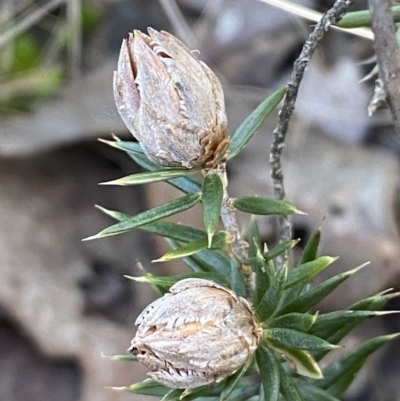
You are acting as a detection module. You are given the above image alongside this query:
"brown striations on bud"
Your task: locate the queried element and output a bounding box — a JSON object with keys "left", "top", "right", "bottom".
{"left": 113, "top": 28, "right": 229, "bottom": 169}
{"left": 129, "top": 278, "right": 262, "bottom": 389}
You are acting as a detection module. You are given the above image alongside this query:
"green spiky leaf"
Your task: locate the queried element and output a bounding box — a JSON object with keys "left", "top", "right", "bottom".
{"left": 84, "top": 192, "right": 202, "bottom": 240}
{"left": 153, "top": 231, "right": 227, "bottom": 262}
{"left": 249, "top": 217, "right": 272, "bottom": 306}
{"left": 270, "top": 345, "right": 323, "bottom": 379}
{"left": 299, "top": 224, "right": 322, "bottom": 265}
{"left": 179, "top": 384, "right": 215, "bottom": 400}
{"left": 256, "top": 346, "right": 280, "bottom": 401}
{"left": 227, "top": 86, "right": 287, "bottom": 159}
{"left": 245, "top": 239, "right": 299, "bottom": 265}
{"left": 233, "top": 196, "right": 302, "bottom": 216}
{"left": 297, "top": 383, "right": 340, "bottom": 401}
{"left": 269, "top": 313, "right": 317, "bottom": 332}
{"left": 265, "top": 328, "right": 338, "bottom": 351}
{"left": 256, "top": 266, "right": 287, "bottom": 321}
{"left": 277, "top": 264, "right": 367, "bottom": 315}
{"left": 283, "top": 225, "right": 322, "bottom": 304}
{"left": 315, "top": 288, "right": 397, "bottom": 359}
{"left": 278, "top": 364, "right": 305, "bottom": 401}
{"left": 161, "top": 389, "right": 184, "bottom": 401}
{"left": 253, "top": 242, "right": 274, "bottom": 307}
{"left": 285, "top": 256, "right": 338, "bottom": 289}
{"left": 202, "top": 171, "right": 223, "bottom": 247}
{"left": 310, "top": 310, "right": 397, "bottom": 334}
{"left": 99, "top": 139, "right": 201, "bottom": 193}
{"left": 318, "top": 334, "right": 400, "bottom": 397}
{"left": 194, "top": 249, "right": 231, "bottom": 276}
{"left": 102, "top": 353, "right": 137, "bottom": 361}
{"left": 113, "top": 379, "right": 169, "bottom": 396}
{"left": 100, "top": 168, "right": 195, "bottom": 186}
{"left": 124, "top": 271, "right": 229, "bottom": 291}
{"left": 230, "top": 257, "right": 247, "bottom": 298}
{"left": 96, "top": 205, "right": 207, "bottom": 243}
{"left": 165, "top": 238, "right": 231, "bottom": 276}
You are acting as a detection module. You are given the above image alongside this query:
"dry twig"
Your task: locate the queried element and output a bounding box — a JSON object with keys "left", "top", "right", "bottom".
{"left": 269, "top": 0, "right": 355, "bottom": 267}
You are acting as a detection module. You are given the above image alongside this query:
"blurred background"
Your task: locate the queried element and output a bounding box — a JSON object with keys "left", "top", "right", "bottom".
{"left": 0, "top": 0, "right": 400, "bottom": 400}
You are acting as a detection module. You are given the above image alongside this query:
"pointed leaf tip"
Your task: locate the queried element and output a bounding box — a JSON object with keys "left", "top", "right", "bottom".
{"left": 232, "top": 196, "right": 300, "bottom": 216}
{"left": 82, "top": 234, "right": 99, "bottom": 241}
{"left": 98, "top": 169, "right": 195, "bottom": 186}
{"left": 152, "top": 231, "right": 227, "bottom": 262}
{"left": 110, "top": 386, "right": 127, "bottom": 391}
{"left": 123, "top": 275, "right": 140, "bottom": 281}
{"left": 85, "top": 192, "right": 202, "bottom": 240}
{"left": 207, "top": 232, "right": 213, "bottom": 248}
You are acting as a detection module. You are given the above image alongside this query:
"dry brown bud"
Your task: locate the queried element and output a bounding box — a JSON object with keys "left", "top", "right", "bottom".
{"left": 129, "top": 278, "right": 262, "bottom": 389}
{"left": 113, "top": 28, "right": 229, "bottom": 169}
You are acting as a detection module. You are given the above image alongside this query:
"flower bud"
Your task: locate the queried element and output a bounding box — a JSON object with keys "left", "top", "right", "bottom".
{"left": 113, "top": 28, "right": 229, "bottom": 169}
{"left": 129, "top": 278, "right": 262, "bottom": 389}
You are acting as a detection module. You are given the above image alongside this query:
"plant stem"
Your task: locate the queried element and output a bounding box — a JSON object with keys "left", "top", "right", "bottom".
{"left": 368, "top": 0, "right": 400, "bottom": 137}
{"left": 217, "top": 164, "right": 254, "bottom": 296}
{"left": 269, "top": 0, "right": 354, "bottom": 268}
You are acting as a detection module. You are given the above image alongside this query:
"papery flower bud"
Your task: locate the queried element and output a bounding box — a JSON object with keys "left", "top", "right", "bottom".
{"left": 129, "top": 278, "right": 262, "bottom": 389}
{"left": 113, "top": 28, "right": 229, "bottom": 169}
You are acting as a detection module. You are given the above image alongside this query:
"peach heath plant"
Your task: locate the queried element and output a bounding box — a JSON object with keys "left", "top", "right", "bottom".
{"left": 86, "top": 25, "right": 400, "bottom": 401}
